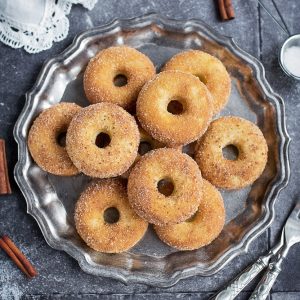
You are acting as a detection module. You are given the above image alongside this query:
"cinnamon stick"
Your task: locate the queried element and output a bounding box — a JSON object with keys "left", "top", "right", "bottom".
{"left": 2, "top": 235, "right": 38, "bottom": 278}
{"left": 0, "top": 238, "right": 32, "bottom": 278}
{"left": 0, "top": 139, "right": 12, "bottom": 195}
{"left": 218, "top": 0, "right": 235, "bottom": 21}
{"left": 224, "top": 0, "right": 235, "bottom": 19}
{"left": 218, "top": 0, "right": 228, "bottom": 21}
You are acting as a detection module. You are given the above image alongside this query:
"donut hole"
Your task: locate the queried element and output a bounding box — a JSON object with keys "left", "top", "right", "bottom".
{"left": 113, "top": 74, "right": 128, "bottom": 87}
{"left": 157, "top": 178, "right": 174, "bottom": 197}
{"left": 167, "top": 100, "right": 184, "bottom": 115}
{"left": 95, "top": 132, "right": 111, "bottom": 148}
{"left": 103, "top": 207, "right": 120, "bottom": 224}
{"left": 138, "top": 141, "right": 153, "bottom": 155}
{"left": 57, "top": 132, "right": 67, "bottom": 147}
{"left": 222, "top": 144, "right": 239, "bottom": 160}
{"left": 186, "top": 211, "right": 198, "bottom": 223}
{"left": 195, "top": 74, "right": 207, "bottom": 85}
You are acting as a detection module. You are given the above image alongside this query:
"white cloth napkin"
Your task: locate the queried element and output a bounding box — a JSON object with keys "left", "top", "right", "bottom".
{"left": 0, "top": 0, "right": 97, "bottom": 53}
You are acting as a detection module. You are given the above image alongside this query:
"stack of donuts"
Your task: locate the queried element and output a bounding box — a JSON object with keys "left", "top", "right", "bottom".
{"left": 28, "top": 46, "right": 268, "bottom": 253}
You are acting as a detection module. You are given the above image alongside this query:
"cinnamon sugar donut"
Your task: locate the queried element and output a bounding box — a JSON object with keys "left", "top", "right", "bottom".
{"left": 127, "top": 148, "right": 203, "bottom": 225}
{"left": 66, "top": 103, "right": 139, "bottom": 178}
{"left": 154, "top": 179, "right": 225, "bottom": 250}
{"left": 136, "top": 70, "right": 213, "bottom": 146}
{"left": 163, "top": 50, "right": 231, "bottom": 115}
{"left": 28, "top": 102, "right": 81, "bottom": 176}
{"left": 195, "top": 116, "right": 268, "bottom": 189}
{"left": 75, "top": 179, "right": 148, "bottom": 253}
{"left": 83, "top": 46, "right": 155, "bottom": 110}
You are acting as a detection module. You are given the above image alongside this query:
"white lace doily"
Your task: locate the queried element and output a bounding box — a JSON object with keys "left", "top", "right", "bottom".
{"left": 0, "top": 0, "right": 97, "bottom": 53}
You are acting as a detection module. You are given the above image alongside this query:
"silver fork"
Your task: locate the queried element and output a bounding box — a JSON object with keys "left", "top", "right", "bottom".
{"left": 212, "top": 200, "right": 300, "bottom": 300}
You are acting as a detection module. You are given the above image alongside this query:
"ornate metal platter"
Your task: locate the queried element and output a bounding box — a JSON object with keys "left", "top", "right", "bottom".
{"left": 14, "top": 14, "right": 290, "bottom": 286}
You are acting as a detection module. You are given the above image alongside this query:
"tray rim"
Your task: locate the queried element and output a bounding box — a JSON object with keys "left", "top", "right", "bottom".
{"left": 13, "top": 13, "right": 291, "bottom": 286}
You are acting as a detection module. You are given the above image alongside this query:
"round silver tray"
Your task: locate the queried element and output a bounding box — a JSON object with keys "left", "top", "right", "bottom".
{"left": 14, "top": 14, "right": 290, "bottom": 286}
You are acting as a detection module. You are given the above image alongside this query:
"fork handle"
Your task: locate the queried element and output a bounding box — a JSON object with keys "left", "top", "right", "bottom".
{"left": 211, "top": 254, "right": 271, "bottom": 300}
{"left": 249, "top": 255, "right": 283, "bottom": 300}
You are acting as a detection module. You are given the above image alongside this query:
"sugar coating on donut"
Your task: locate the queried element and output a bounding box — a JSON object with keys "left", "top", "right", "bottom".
{"left": 163, "top": 50, "right": 231, "bottom": 115}
{"left": 127, "top": 148, "right": 203, "bottom": 225}
{"left": 136, "top": 70, "right": 213, "bottom": 146}
{"left": 74, "top": 178, "right": 148, "bottom": 253}
{"left": 195, "top": 116, "right": 268, "bottom": 189}
{"left": 66, "top": 102, "right": 140, "bottom": 178}
{"left": 28, "top": 102, "right": 82, "bottom": 176}
{"left": 83, "top": 46, "right": 156, "bottom": 110}
{"left": 154, "top": 179, "right": 225, "bottom": 250}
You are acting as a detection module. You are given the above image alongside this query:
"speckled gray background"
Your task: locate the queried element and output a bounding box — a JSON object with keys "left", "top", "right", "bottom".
{"left": 0, "top": 0, "right": 299, "bottom": 299}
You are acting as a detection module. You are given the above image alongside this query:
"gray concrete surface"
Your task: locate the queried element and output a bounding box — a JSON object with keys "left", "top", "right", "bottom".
{"left": 0, "top": 0, "right": 299, "bottom": 299}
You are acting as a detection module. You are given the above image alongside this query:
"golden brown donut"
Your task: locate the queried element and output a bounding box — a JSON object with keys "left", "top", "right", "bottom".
{"left": 163, "top": 50, "right": 231, "bottom": 115}
{"left": 136, "top": 70, "right": 213, "bottom": 146}
{"left": 127, "top": 148, "right": 203, "bottom": 225}
{"left": 195, "top": 116, "right": 268, "bottom": 189}
{"left": 75, "top": 179, "right": 148, "bottom": 253}
{"left": 83, "top": 46, "right": 156, "bottom": 110}
{"left": 66, "top": 103, "right": 139, "bottom": 178}
{"left": 28, "top": 102, "right": 81, "bottom": 176}
{"left": 154, "top": 179, "right": 225, "bottom": 250}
